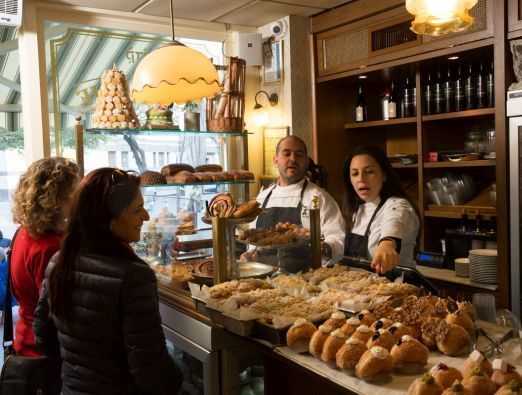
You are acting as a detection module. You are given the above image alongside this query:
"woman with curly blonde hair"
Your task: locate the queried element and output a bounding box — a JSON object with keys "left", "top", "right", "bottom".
{"left": 10, "top": 157, "right": 79, "bottom": 356}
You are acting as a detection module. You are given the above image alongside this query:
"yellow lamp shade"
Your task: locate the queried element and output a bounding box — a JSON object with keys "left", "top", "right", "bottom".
{"left": 406, "top": 0, "right": 478, "bottom": 36}
{"left": 131, "top": 43, "right": 221, "bottom": 105}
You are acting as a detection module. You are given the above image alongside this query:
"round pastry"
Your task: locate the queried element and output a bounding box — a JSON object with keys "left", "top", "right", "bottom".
{"left": 457, "top": 301, "right": 477, "bottom": 321}
{"left": 233, "top": 170, "right": 255, "bottom": 180}
{"left": 355, "top": 346, "right": 394, "bottom": 382}
{"left": 208, "top": 193, "right": 236, "bottom": 218}
{"left": 166, "top": 170, "right": 198, "bottom": 184}
{"left": 431, "top": 363, "right": 464, "bottom": 390}
{"left": 446, "top": 310, "right": 475, "bottom": 336}
{"left": 336, "top": 338, "right": 367, "bottom": 371}
{"left": 321, "top": 329, "right": 348, "bottom": 365}
{"left": 232, "top": 200, "right": 261, "bottom": 219}
{"left": 366, "top": 329, "right": 396, "bottom": 351}
{"left": 462, "top": 350, "right": 493, "bottom": 379}
{"left": 371, "top": 318, "right": 394, "bottom": 331}
{"left": 309, "top": 324, "right": 334, "bottom": 358}
{"left": 340, "top": 317, "right": 361, "bottom": 337}
{"left": 323, "top": 311, "right": 347, "bottom": 330}
{"left": 286, "top": 318, "right": 317, "bottom": 354}
{"left": 193, "top": 172, "right": 214, "bottom": 182}
{"left": 462, "top": 369, "right": 496, "bottom": 395}
{"left": 160, "top": 163, "right": 195, "bottom": 176}
{"left": 139, "top": 170, "right": 166, "bottom": 186}
{"left": 441, "top": 381, "right": 468, "bottom": 395}
{"left": 195, "top": 164, "right": 223, "bottom": 173}
{"left": 496, "top": 380, "right": 522, "bottom": 395}
{"left": 391, "top": 335, "right": 429, "bottom": 374}
{"left": 491, "top": 359, "right": 522, "bottom": 388}
{"left": 357, "top": 310, "right": 377, "bottom": 327}
{"left": 422, "top": 317, "right": 443, "bottom": 350}
{"left": 350, "top": 325, "right": 374, "bottom": 344}
{"left": 436, "top": 322, "right": 472, "bottom": 356}
{"left": 389, "top": 322, "right": 414, "bottom": 342}
{"left": 407, "top": 373, "right": 443, "bottom": 395}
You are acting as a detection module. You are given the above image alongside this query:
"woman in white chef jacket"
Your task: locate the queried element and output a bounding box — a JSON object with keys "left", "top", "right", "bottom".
{"left": 343, "top": 146, "right": 420, "bottom": 274}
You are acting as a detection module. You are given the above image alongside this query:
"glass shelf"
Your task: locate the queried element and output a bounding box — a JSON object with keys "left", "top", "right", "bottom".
{"left": 86, "top": 127, "right": 250, "bottom": 137}
{"left": 141, "top": 180, "right": 254, "bottom": 189}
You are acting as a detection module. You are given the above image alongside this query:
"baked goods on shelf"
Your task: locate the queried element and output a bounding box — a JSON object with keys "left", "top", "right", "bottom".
{"left": 158, "top": 163, "right": 253, "bottom": 184}
{"left": 462, "top": 369, "right": 496, "bottom": 395}
{"left": 388, "top": 322, "right": 414, "bottom": 342}
{"left": 431, "top": 363, "right": 463, "bottom": 390}
{"left": 232, "top": 200, "right": 262, "bottom": 219}
{"left": 441, "top": 381, "right": 466, "bottom": 395}
{"left": 463, "top": 351, "right": 493, "bottom": 379}
{"left": 355, "top": 346, "right": 393, "bottom": 382}
{"left": 390, "top": 335, "right": 429, "bottom": 374}
{"left": 140, "top": 171, "right": 166, "bottom": 186}
{"left": 495, "top": 380, "right": 522, "bottom": 395}
{"left": 309, "top": 324, "right": 334, "bottom": 358}
{"left": 237, "top": 222, "right": 310, "bottom": 246}
{"left": 161, "top": 163, "right": 195, "bottom": 176}
{"left": 351, "top": 325, "right": 373, "bottom": 344}
{"left": 366, "top": 329, "right": 396, "bottom": 351}
{"left": 195, "top": 164, "right": 223, "bottom": 173}
{"left": 336, "top": 338, "right": 367, "bottom": 371}
{"left": 340, "top": 317, "right": 361, "bottom": 337}
{"left": 286, "top": 319, "right": 317, "bottom": 353}
{"left": 321, "top": 328, "right": 349, "bottom": 366}
{"left": 407, "top": 373, "right": 443, "bottom": 395}
{"left": 323, "top": 311, "right": 347, "bottom": 329}
{"left": 436, "top": 322, "right": 472, "bottom": 356}
{"left": 206, "top": 193, "right": 261, "bottom": 219}
{"left": 166, "top": 170, "right": 198, "bottom": 184}
{"left": 446, "top": 309, "right": 475, "bottom": 336}
{"left": 491, "top": 359, "right": 522, "bottom": 388}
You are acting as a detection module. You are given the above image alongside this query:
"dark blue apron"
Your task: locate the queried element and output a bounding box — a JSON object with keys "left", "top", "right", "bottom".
{"left": 255, "top": 180, "right": 311, "bottom": 273}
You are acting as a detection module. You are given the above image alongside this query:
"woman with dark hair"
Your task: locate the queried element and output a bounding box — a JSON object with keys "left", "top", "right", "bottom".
{"left": 343, "top": 146, "right": 419, "bottom": 273}
{"left": 34, "top": 168, "right": 182, "bottom": 395}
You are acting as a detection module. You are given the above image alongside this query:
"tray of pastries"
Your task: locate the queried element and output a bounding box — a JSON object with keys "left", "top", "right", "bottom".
{"left": 236, "top": 222, "right": 310, "bottom": 249}
{"left": 202, "top": 193, "right": 263, "bottom": 224}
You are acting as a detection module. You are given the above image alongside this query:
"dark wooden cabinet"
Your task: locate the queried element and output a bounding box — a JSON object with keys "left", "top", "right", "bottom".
{"left": 509, "top": 0, "right": 522, "bottom": 36}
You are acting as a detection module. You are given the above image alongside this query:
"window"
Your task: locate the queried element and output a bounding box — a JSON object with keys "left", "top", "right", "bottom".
{"left": 108, "top": 151, "right": 116, "bottom": 167}
{"left": 121, "top": 151, "right": 129, "bottom": 169}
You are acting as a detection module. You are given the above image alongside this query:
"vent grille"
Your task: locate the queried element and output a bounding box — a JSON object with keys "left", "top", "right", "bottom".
{"left": 0, "top": 0, "right": 18, "bottom": 15}
{"left": 371, "top": 21, "right": 417, "bottom": 52}
{"left": 323, "top": 29, "right": 368, "bottom": 71}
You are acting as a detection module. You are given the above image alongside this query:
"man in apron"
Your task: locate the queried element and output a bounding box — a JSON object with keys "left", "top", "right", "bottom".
{"left": 242, "top": 136, "right": 345, "bottom": 273}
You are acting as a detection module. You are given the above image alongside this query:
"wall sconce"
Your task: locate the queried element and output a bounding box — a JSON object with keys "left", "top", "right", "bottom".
{"left": 253, "top": 90, "right": 279, "bottom": 110}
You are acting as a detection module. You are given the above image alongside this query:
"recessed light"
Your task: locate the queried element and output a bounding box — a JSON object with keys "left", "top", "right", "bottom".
{"left": 358, "top": 75, "right": 367, "bottom": 79}
{"left": 448, "top": 56, "right": 459, "bottom": 60}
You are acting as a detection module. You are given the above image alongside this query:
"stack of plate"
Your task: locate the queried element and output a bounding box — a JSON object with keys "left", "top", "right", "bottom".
{"left": 469, "top": 249, "right": 497, "bottom": 284}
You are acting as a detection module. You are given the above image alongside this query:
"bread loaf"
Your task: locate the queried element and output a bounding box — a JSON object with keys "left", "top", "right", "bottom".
{"left": 166, "top": 170, "right": 198, "bottom": 184}
{"left": 195, "top": 164, "right": 223, "bottom": 173}
{"left": 140, "top": 171, "right": 166, "bottom": 185}
{"left": 161, "top": 163, "right": 195, "bottom": 176}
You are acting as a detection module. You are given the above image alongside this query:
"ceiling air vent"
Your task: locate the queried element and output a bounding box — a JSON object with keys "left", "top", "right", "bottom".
{"left": 371, "top": 20, "right": 417, "bottom": 52}
{"left": 0, "top": 0, "right": 22, "bottom": 27}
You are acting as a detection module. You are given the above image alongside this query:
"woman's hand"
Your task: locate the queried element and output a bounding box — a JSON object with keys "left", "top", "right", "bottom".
{"left": 371, "top": 240, "right": 399, "bottom": 274}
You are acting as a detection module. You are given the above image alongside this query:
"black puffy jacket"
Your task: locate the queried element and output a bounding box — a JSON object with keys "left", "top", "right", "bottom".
{"left": 34, "top": 251, "right": 182, "bottom": 395}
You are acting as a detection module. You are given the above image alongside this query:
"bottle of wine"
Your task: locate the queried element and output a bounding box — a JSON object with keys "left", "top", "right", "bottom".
{"left": 434, "top": 68, "right": 443, "bottom": 114}
{"left": 476, "top": 62, "right": 486, "bottom": 108}
{"left": 403, "top": 76, "right": 414, "bottom": 117}
{"left": 382, "top": 88, "right": 390, "bottom": 121}
{"left": 388, "top": 81, "right": 397, "bottom": 119}
{"left": 354, "top": 84, "right": 367, "bottom": 122}
{"left": 455, "top": 64, "right": 464, "bottom": 112}
{"left": 487, "top": 60, "right": 494, "bottom": 108}
{"left": 444, "top": 66, "right": 454, "bottom": 113}
{"left": 424, "top": 73, "right": 433, "bottom": 115}
{"left": 465, "top": 63, "right": 475, "bottom": 110}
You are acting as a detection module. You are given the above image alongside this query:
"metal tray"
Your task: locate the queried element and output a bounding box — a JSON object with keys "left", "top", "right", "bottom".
{"left": 201, "top": 212, "right": 261, "bottom": 226}
{"left": 222, "top": 314, "right": 255, "bottom": 337}
{"left": 192, "top": 261, "right": 274, "bottom": 281}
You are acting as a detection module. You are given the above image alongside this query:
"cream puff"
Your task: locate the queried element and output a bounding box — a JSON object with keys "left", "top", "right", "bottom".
{"left": 321, "top": 329, "right": 348, "bottom": 366}
{"left": 431, "top": 363, "right": 464, "bottom": 390}
{"left": 391, "top": 335, "right": 429, "bottom": 374}
{"left": 446, "top": 310, "right": 475, "bottom": 337}
{"left": 357, "top": 310, "right": 377, "bottom": 327}
{"left": 463, "top": 350, "right": 493, "bottom": 379}
{"left": 496, "top": 380, "right": 522, "bottom": 395}
{"left": 462, "top": 369, "right": 496, "bottom": 395}
{"left": 442, "top": 381, "right": 469, "bottom": 395}
{"left": 340, "top": 317, "right": 361, "bottom": 337}
{"left": 436, "top": 323, "right": 472, "bottom": 356}
{"left": 350, "top": 325, "right": 373, "bottom": 344}
{"left": 309, "top": 324, "right": 334, "bottom": 358}
{"left": 367, "top": 329, "right": 396, "bottom": 351}
{"left": 407, "top": 373, "right": 443, "bottom": 395}
{"left": 323, "top": 311, "right": 347, "bottom": 329}
{"left": 371, "top": 318, "right": 394, "bottom": 331}
{"left": 286, "top": 318, "right": 317, "bottom": 353}
{"left": 491, "top": 359, "right": 522, "bottom": 388}
{"left": 355, "top": 346, "right": 394, "bottom": 382}
{"left": 336, "top": 338, "right": 367, "bottom": 371}
{"left": 388, "top": 322, "right": 415, "bottom": 342}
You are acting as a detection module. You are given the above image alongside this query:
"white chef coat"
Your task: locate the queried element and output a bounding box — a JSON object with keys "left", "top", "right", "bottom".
{"left": 254, "top": 178, "right": 346, "bottom": 264}
{"left": 351, "top": 196, "right": 419, "bottom": 267}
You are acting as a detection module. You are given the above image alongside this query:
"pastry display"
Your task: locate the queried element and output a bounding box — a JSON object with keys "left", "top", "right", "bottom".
{"left": 140, "top": 171, "right": 166, "bottom": 186}
{"left": 208, "top": 193, "right": 236, "bottom": 218}
{"left": 323, "top": 311, "right": 346, "bottom": 329}
{"left": 161, "top": 163, "right": 196, "bottom": 176}
{"left": 146, "top": 104, "right": 174, "bottom": 128}
{"left": 350, "top": 325, "right": 374, "bottom": 344}
{"left": 407, "top": 374, "right": 443, "bottom": 395}
{"left": 92, "top": 66, "right": 139, "bottom": 129}
{"left": 166, "top": 170, "right": 198, "bottom": 184}
{"left": 390, "top": 335, "right": 429, "bottom": 374}
{"left": 355, "top": 346, "right": 394, "bottom": 382}
{"left": 321, "top": 329, "right": 348, "bottom": 365}
{"left": 286, "top": 319, "right": 317, "bottom": 353}
{"left": 446, "top": 309, "right": 475, "bottom": 336}
{"left": 389, "top": 322, "right": 414, "bottom": 342}
{"left": 436, "top": 322, "right": 472, "bottom": 356}
{"left": 356, "top": 310, "right": 377, "bottom": 327}
{"left": 496, "top": 380, "right": 522, "bottom": 395}
{"left": 192, "top": 258, "right": 214, "bottom": 278}
{"left": 491, "top": 359, "right": 521, "bottom": 388}
{"left": 232, "top": 200, "right": 262, "bottom": 219}
{"left": 195, "top": 164, "right": 223, "bottom": 173}
{"left": 462, "top": 369, "right": 496, "bottom": 395}
{"left": 366, "top": 329, "right": 396, "bottom": 351}
{"left": 441, "top": 381, "right": 468, "bottom": 395}
{"left": 309, "top": 324, "right": 334, "bottom": 358}
{"left": 237, "top": 222, "right": 310, "bottom": 246}
{"left": 463, "top": 351, "right": 493, "bottom": 379}
{"left": 431, "top": 363, "right": 464, "bottom": 390}
{"left": 340, "top": 317, "right": 361, "bottom": 337}
{"left": 371, "top": 318, "right": 394, "bottom": 331}
{"left": 335, "top": 338, "right": 367, "bottom": 371}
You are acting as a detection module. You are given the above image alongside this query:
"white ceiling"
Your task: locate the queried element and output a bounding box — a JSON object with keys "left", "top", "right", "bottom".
{"left": 44, "top": 0, "right": 351, "bottom": 27}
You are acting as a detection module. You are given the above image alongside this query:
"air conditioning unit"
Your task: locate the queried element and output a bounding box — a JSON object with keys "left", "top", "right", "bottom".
{"left": 0, "top": 0, "right": 23, "bottom": 27}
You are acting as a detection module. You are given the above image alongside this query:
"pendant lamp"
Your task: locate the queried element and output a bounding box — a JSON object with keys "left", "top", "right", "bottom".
{"left": 131, "top": 0, "right": 221, "bottom": 105}
{"left": 406, "top": 0, "right": 478, "bottom": 36}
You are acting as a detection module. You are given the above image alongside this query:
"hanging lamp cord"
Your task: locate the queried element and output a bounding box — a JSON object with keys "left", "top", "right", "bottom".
{"left": 170, "top": 0, "right": 176, "bottom": 42}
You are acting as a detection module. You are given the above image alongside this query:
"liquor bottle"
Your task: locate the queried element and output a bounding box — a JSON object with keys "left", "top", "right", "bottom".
{"left": 476, "top": 63, "right": 486, "bottom": 108}
{"left": 403, "top": 76, "right": 414, "bottom": 117}
{"left": 465, "top": 63, "right": 475, "bottom": 110}
{"left": 454, "top": 64, "right": 465, "bottom": 112}
{"left": 388, "top": 81, "right": 397, "bottom": 119}
{"left": 354, "top": 84, "right": 367, "bottom": 122}
{"left": 424, "top": 73, "right": 433, "bottom": 115}
{"left": 444, "top": 66, "right": 454, "bottom": 113}
{"left": 487, "top": 60, "right": 494, "bottom": 108}
{"left": 434, "top": 69, "right": 443, "bottom": 114}
{"left": 382, "top": 88, "right": 390, "bottom": 120}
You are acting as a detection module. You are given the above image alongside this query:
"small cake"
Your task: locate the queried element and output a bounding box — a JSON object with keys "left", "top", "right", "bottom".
{"left": 463, "top": 350, "right": 493, "bottom": 379}
{"left": 491, "top": 359, "right": 522, "bottom": 388}
{"left": 286, "top": 319, "right": 317, "bottom": 353}
{"left": 389, "top": 322, "right": 414, "bottom": 342}
{"left": 357, "top": 310, "right": 377, "bottom": 327}
{"left": 321, "top": 329, "right": 348, "bottom": 366}
{"left": 496, "top": 380, "right": 522, "bottom": 395}
{"left": 436, "top": 323, "right": 472, "bottom": 356}
{"left": 462, "top": 369, "right": 496, "bottom": 395}
{"left": 350, "top": 325, "right": 374, "bottom": 344}
{"left": 391, "top": 335, "right": 429, "bottom": 374}
{"left": 336, "top": 338, "right": 367, "bottom": 371}
{"left": 407, "top": 373, "right": 444, "bottom": 395}
{"left": 371, "top": 318, "right": 394, "bottom": 331}
{"left": 441, "top": 381, "right": 468, "bottom": 395}
{"left": 323, "top": 311, "right": 346, "bottom": 329}
{"left": 431, "top": 363, "right": 464, "bottom": 390}
{"left": 366, "top": 329, "right": 396, "bottom": 351}
{"left": 309, "top": 324, "right": 334, "bottom": 358}
{"left": 355, "top": 346, "right": 394, "bottom": 382}
{"left": 340, "top": 317, "right": 361, "bottom": 337}
{"left": 446, "top": 310, "right": 475, "bottom": 336}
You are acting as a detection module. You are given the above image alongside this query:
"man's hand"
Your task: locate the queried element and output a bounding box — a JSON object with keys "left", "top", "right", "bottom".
{"left": 371, "top": 240, "right": 399, "bottom": 274}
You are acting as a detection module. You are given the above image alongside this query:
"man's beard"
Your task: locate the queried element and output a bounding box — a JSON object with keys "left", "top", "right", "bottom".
{"left": 281, "top": 167, "right": 304, "bottom": 184}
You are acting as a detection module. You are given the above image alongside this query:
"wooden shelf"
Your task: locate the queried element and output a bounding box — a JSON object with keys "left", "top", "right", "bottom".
{"left": 425, "top": 206, "right": 496, "bottom": 219}
{"left": 391, "top": 163, "right": 418, "bottom": 169}
{"left": 424, "top": 160, "right": 496, "bottom": 168}
{"left": 422, "top": 108, "right": 495, "bottom": 122}
{"left": 417, "top": 267, "right": 498, "bottom": 291}
{"left": 344, "top": 117, "right": 417, "bottom": 130}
